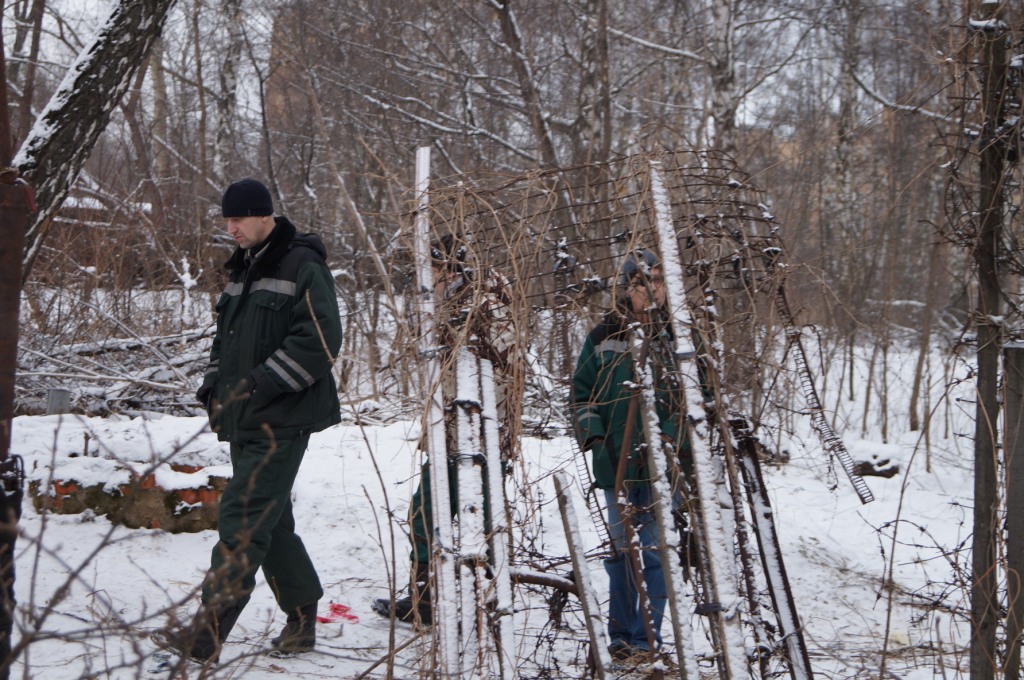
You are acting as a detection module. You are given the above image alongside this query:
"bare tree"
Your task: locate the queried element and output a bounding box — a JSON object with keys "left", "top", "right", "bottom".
{"left": 14, "top": 0, "right": 177, "bottom": 281}
{"left": 968, "top": 4, "right": 1007, "bottom": 678}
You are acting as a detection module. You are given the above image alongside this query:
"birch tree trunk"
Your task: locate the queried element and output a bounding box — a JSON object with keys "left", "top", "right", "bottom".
{"left": 574, "top": 0, "right": 611, "bottom": 167}
{"left": 832, "top": 0, "right": 864, "bottom": 348}
{"left": 706, "top": 0, "right": 737, "bottom": 156}
{"left": 214, "top": 0, "right": 242, "bottom": 184}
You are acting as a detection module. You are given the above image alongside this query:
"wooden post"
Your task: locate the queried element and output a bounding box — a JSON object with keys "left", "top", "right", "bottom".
{"left": 1005, "top": 344, "right": 1024, "bottom": 680}
{"left": 0, "top": 7, "right": 29, "bottom": 677}
{"left": 0, "top": 184, "right": 26, "bottom": 459}
{"left": 970, "top": 2, "right": 1007, "bottom": 678}
{"left": 0, "top": 180, "right": 28, "bottom": 680}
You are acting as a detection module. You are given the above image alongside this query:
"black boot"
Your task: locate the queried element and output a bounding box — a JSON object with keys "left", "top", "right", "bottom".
{"left": 388, "top": 592, "right": 432, "bottom": 625}
{"left": 153, "top": 603, "right": 242, "bottom": 663}
{"left": 200, "top": 604, "right": 242, "bottom": 659}
{"left": 270, "top": 601, "right": 318, "bottom": 652}
{"left": 372, "top": 563, "right": 432, "bottom": 625}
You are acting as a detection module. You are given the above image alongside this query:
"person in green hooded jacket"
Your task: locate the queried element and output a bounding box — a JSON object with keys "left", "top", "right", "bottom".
{"left": 157, "top": 178, "right": 342, "bottom": 664}
{"left": 573, "top": 248, "right": 693, "bottom": 664}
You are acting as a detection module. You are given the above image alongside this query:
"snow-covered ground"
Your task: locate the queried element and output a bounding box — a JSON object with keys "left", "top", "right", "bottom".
{"left": 7, "top": 347, "right": 976, "bottom": 678}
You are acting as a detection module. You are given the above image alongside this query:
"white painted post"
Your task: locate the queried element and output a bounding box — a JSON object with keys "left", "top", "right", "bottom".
{"left": 413, "top": 145, "right": 460, "bottom": 677}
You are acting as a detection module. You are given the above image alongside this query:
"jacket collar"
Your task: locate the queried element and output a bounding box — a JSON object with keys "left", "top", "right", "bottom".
{"left": 600, "top": 309, "right": 673, "bottom": 340}
{"left": 225, "top": 216, "right": 297, "bottom": 277}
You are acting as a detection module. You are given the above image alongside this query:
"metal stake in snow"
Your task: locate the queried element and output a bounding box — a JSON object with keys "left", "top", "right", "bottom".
{"left": 649, "top": 158, "right": 816, "bottom": 678}
{"left": 628, "top": 326, "right": 699, "bottom": 680}
{"left": 553, "top": 471, "right": 611, "bottom": 679}
{"left": 734, "top": 424, "right": 814, "bottom": 679}
{"left": 648, "top": 161, "right": 748, "bottom": 678}
{"left": 412, "top": 146, "right": 459, "bottom": 677}
{"left": 479, "top": 358, "right": 517, "bottom": 677}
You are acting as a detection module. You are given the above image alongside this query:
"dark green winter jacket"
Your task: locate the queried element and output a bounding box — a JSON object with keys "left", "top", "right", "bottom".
{"left": 198, "top": 216, "right": 342, "bottom": 442}
{"left": 572, "top": 312, "right": 691, "bottom": 489}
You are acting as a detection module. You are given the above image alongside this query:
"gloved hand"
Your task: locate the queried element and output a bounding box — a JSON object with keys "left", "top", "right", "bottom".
{"left": 248, "top": 367, "right": 267, "bottom": 396}
{"left": 248, "top": 366, "right": 281, "bottom": 399}
{"left": 196, "top": 381, "right": 214, "bottom": 410}
{"left": 196, "top": 379, "right": 219, "bottom": 431}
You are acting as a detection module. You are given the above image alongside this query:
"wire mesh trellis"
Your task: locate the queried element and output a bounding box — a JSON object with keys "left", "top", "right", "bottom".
{"left": 400, "top": 148, "right": 789, "bottom": 421}
{"left": 385, "top": 147, "right": 829, "bottom": 677}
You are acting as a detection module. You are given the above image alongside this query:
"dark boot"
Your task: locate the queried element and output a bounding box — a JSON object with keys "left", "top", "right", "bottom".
{"left": 372, "top": 563, "right": 432, "bottom": 625}
{"left": 195, "top": 603, "right": 242, "bottom": 661}
{"left": 153, "top": 603, "right": 242, "bottom": 663}
{"left": 389, "top": 592, "right": 432, "bottom": 625}
{"left": 270, "top": 601, "right": 318, "bottom": 652}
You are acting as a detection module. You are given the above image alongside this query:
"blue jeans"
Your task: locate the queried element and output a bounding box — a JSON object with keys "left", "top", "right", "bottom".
{"left": 603, "top": 484, "right": 667, "bottom": 651}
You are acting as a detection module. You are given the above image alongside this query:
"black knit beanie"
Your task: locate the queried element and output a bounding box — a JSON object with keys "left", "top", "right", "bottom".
{"left": 221, "top": 178, "right": 274, "bottom": 217}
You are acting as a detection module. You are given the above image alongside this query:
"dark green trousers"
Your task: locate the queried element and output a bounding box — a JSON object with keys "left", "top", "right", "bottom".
{"left": 203, "top": 433, "right": 323, "bottom": 613}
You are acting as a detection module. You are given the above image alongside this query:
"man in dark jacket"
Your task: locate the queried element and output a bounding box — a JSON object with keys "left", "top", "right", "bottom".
{"left": 160, "top": 178, "right": 342, "bottom": 664}
{"left": 573, "top": 248, "right": 692, "bottom": 664}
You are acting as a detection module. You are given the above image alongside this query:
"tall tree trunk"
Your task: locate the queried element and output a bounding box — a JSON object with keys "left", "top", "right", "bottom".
{"left": 574, "top": 0, "right": 611, "bottom": 167}
{"left": 6, "top": 0, "right": 35, "bottom": 91}
{"left": 707, "top": 0, "right": 759, "bottom": 400}
{"left": 571, "top": 0, "right": 612, "bottom": 243}
{"left": 494, "top": 0, "right": 561, "bottom": 169}
{"left": 14, "top": 0, "right": 45, "bottom": 142}
{"left": 14, "top": 0, "right": 177, "bottom": 281}
{"left": 970, "top": 3, "right": 1006, "bottom": 678}
{"left": 150, "top": 37, "right": 171, "bottom": 184}
{"left": 833, "top": 0, "right": 863, "bottom": 343}
{"left": 121, "top": 63, "right": 160, "bottom": 221}
{"left": 191, "top": 0, "right": 209, "bottom": 187}
{"left": 910, "top": 236, "right": 945, "bottom": 433}
{"left": 0, "top": 12, "right": 30, "bottom": 679}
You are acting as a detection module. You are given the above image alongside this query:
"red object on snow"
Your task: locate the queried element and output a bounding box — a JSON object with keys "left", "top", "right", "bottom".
{"left": 316, "top": 602, "right": 359, "bottom": 624}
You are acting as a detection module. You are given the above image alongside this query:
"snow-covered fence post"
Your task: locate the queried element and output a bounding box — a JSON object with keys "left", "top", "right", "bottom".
{"left": 648, "top": 161, "right": 747, "bottom": 677}
{"left": 412, "top": 145, "right": 459, "bottom": 677}
{"left": 552, "top": 471, "right": 610, "bottom": 678}
{"left": 478, "top": 357, "right": 516, "bottom": 676}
